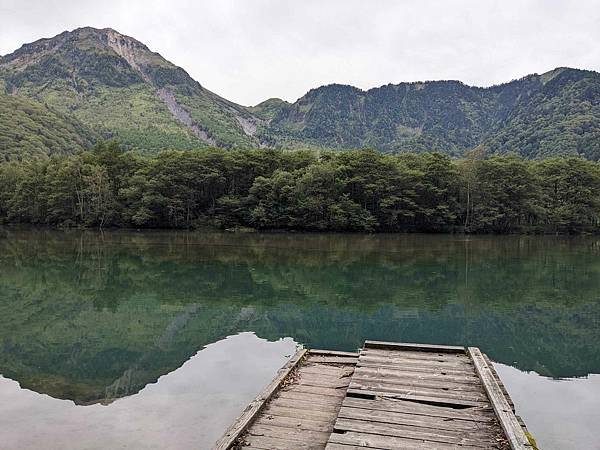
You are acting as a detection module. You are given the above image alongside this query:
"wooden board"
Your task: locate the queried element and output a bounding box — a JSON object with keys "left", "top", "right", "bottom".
{"left": 326, "top": 343, "right": 513, "bottom": 450}
{"left": 333, "top": 417, "right": 498, "bottom": 447}
{"left": 362, "top": 348, "right": 473, "bottom": 364}
{"left": 327, "top": 430, "right": 486, "bottom": 450}
{"left": 310, "top": 349, "right": 360, "bottom": 358}
{"left": 337, "top": 405, "right": 498, "bottom": 433}
{"left": 346, "top": 388, "right": 490, "bottom": 409}
{"left": 218, "top": 350, "right": 357, "bottom": 450}
{"left": 357, "top": 359, "right": 476, "bottom": 376}
{"left": 353, "top": 366, "right": 480, "bottom": 386}
{"left": 484, "top": 353, "right": 515, "bottom": 412}
{"left": 310, "top": 356, "right": 362, "bottom": 365}
{"left": 347, "top": 380, "right": 488, "bottom": 402}
{"left": 467, "top": 347, "right": 532, "bottom": 450}
{"left": 218, "top": 342, "right": 532, "bottom": 450}
{"left": 340, "top": 396, "right": 496, "bottom": 423}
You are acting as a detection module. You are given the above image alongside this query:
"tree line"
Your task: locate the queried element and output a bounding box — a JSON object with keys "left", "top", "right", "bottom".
{"left": 1, "top": 142, "right": 600, "bottom": 233}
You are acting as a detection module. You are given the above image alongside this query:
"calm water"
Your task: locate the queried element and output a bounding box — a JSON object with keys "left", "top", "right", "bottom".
{"left": 0, "top": 229, "right": 599, "bottom": 449}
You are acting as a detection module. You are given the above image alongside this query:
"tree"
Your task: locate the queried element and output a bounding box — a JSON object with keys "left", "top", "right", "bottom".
{"left": 534, "top": 158, "right": 600, "bottom": 232}
{"left": 467, "top": 155, "right": 537, "bottom": 233}
{"left": 458, "top": 145, "right": 486, "bottom": 231}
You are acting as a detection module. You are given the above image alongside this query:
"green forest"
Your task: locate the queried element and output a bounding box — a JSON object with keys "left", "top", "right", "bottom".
{"left": 1, "top": 142, "right": 599, "bottom": 233}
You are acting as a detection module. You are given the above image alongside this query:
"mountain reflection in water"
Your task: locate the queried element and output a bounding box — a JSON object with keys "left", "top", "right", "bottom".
{"left": 0, "top": 228, "right": 599, "bottom": 450}
{"left": 0, "top": 333, "right": 296, "bottom": 450}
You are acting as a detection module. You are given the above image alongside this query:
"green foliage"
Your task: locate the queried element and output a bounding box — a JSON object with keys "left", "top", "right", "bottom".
{"left": 0, "top": 27, "right": 259, "bottom": 156}
{"left": 0, "top": 92, "right": 98, "bottom": 160}
{"left": 534, "top": 157, "right": 600, "bottom": 232}
{"left": 2, "top": 143, "right": 600, "bottom": 233}
{"left": 260, "top": 69, "right": 600, "bottom": 160}
{"left": 462, "top": 155, "right": 539, "bottom": 233}
{"left": 487, "top": 69, "right": 600, "bottom": 160}
{"left": 248, "top": 98, "right": 292, "bottom": 120}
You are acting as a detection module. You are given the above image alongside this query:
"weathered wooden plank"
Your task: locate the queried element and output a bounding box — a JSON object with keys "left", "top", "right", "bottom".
{"left": 285, "top": 383, "right": 347, "bottom": 398}
{"left": 214, "top": 348, "right": 307, "bottom": 450}
{"left": 263, "top": 404, "right": 336, "bottom": 421}
{"left": 325, "top": 444, "right": 387, "bottom": 450}
{"left": 351, "top": 372, "right": 484, "bottom": 392}
{"left": 300, "top": 369, "right": 353, "bottom": 381}
{"left": 341, "top": 396, "right": 495, "bottom": 422}
{"left": 276, "top": 390, "right": 345, "bottom": 406}
{"left": 483, "top": 353, "right": 515, "bottom": 412}
{"left": 346, "top": 388, "right": 489, "bottom": 408}
{"left": 352, "top": 368, "right": 483, "bottom": 392}
{"left": 248, "top": 423, "right": 330, "bottom": 443}
{"left": 328, "top": 430, "right": 483, "bottom": 450}
{"left": 310, "top": 349, "right": 360, "bottom": 358}
{"left": 337, "top": 405, "right": 498, "bottom": 433}
{"left": 364, "top": 340, "right": 466, "bottom": 353}
{"left": 255, "top": 414, "right": 334, "bottom": 433}
{"left": 299, "top": 370, "right": 353, "bottom": 383}
{"left": 357, "top": 359, "right": 475, "bottom": 376}
{"left": 241, "top": 434, "right": 325, "bottom": 450}
{"left": 297, "top": 376, "right": 351, "bottom": 389}
{"left": 309, "top": 356, "right": 361, "bottom": 365}
{"left": 354, "top": 366, "right": 480, "bottom": 385}
{"left": 359, "top": 354, "right": 473, "bottom": 370}
{"left": 302, "top": 365, "right": 355, "bottom": 377}
{"left": 468, "top": 347, "right": 532, "bottom": 450}
{"left": 298, "top": 372, "right": 350, "bottom": 383}
{"left": 362, "top": 348, "right": 470, "bottom": 363}
{"left": 349, "top": 380, "right": 487, "bottom": 402}
{"left": 333, "top": 417, "right": 496, "bottom": 447}
{"left": 354, "top": 361, "right": 480, "bottom": 378}
{"left": 269, "top": 396, "right": 341, "bottom": 413}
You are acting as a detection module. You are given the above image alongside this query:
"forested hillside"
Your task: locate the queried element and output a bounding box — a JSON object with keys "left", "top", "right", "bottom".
{"left": 1, "top": 27, "right": 600, "bottom": 160}
{"left": 1, "top": 143, "right": 599, "bottom": 233}
{"left": 0, "top": 89, "right": 98, "bottom": 160}
{"left": 0, "top": 27, "right": 260, "bottom": 153}
{"left": 262, "top": 68, "right": 600, "bottom": 159}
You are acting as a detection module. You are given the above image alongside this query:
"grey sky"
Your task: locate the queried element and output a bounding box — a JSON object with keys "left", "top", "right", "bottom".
{"left": 1, "top": 0, "right": 599, "bottom": 106}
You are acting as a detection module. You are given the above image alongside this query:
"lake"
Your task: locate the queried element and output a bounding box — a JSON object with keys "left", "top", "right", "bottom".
{"left": 0, "top": 228, "right": 599, "bottom": 450}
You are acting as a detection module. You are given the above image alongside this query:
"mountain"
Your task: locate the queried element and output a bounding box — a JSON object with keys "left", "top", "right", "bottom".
{"left": 260, "top": 68, "right": 600, "bottom": 159}
{"left": 1, "top": 27, "right": 600, "bottom": 159}
{"left": 0, "top": 27, "right": 261, "bottom": 157}
{"left": 484, "top": 68, "right": 600, "bottom": 159}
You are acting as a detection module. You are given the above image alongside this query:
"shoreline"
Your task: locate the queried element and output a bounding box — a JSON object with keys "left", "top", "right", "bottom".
{"left": 1, "top": 223, "right": 599, "bottom": 237}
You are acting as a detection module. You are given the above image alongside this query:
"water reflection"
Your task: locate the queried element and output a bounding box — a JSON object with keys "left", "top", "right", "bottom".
{"left": 0, "top": 333, "right": 296, "bottom": 450}
{"left": 495, "top": 364, "right": 600, "bottom": 450}
{"left": 1, "top": 228, "right": 600, "bottom": 449}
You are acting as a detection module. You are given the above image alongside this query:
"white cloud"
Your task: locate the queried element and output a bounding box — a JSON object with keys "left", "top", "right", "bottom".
{"left": 1, "top": 0, "right": 599, "bottom": 105}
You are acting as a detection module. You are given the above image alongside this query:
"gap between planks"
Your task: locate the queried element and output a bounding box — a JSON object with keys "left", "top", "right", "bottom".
{"left": 364, "top": 340, "right": 466, "bottom": 353}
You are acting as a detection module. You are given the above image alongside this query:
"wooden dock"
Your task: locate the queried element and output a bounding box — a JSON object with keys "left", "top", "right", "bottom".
{"left": 215, "top": 341, "right": 533, "bottom": 450}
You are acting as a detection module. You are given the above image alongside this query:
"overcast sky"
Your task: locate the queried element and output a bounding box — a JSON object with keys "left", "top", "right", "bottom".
{"left": 1, "top": 0, "right": 599, "bottom": 105}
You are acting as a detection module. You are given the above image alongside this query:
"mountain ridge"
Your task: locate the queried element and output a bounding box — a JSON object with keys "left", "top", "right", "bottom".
{"left": 2, "top": 27, "right": 600, "bottom": 159}
{"left": 0, "top": 27, "right": 261, "bottom": 154}
{"left": 262, "top": 66, "right": 600, "bottom": 158}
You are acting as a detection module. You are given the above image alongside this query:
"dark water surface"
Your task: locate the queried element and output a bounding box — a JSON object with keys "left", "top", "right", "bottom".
{"left": 0, "top": 229, "right": 599, "bottom": 449}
